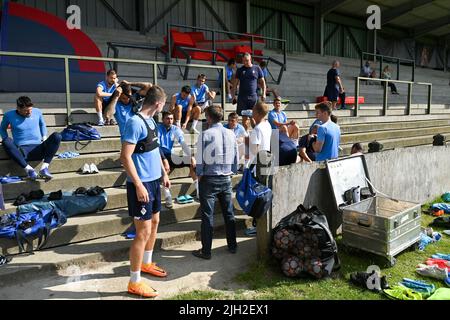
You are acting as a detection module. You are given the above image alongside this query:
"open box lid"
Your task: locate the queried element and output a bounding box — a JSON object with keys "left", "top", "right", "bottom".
{"left": 325, "top": 155, "right": 375, "bottom": 208}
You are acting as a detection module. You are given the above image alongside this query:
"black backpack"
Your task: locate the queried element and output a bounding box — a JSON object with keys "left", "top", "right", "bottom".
{"left": 272, "top": 205, "right": 340, "bottom": 279}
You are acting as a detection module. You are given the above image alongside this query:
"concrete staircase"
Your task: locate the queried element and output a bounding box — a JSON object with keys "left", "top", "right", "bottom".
{"left": 1, "top": 27, "right": 450, "bottom": 286}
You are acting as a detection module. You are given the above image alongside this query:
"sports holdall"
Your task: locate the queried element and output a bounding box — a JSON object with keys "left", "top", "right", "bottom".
{"left": 0, "top": 208, "right": 67, "bottom": 253}
{"left": 272, "top": 205, "right": 340, "bottom": 279}
{"left": 236, "top": 168, "right": 273, "bottom": 219}
{"left": 61, "top": 123, "right": 101, "bottom": 141}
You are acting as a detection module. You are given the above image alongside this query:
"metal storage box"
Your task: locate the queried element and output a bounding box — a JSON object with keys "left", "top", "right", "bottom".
{"left": 326, "top": 155, "right": 421, "bottom": 266}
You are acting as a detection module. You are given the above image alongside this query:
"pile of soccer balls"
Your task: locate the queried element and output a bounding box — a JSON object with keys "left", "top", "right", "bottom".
{"left": 272, "top": 226, "right": 326, "bottom": 279}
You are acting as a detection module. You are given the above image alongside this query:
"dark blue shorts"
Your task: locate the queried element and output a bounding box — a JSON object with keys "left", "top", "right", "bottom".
{"left": 126, "top": 180, "right": 161, "bottom": 221}
{"left": 237, "top": 95, "right": 258, "bottom": 116}
{"left": 324, "top": 86, "right": 339, "bottom": 102}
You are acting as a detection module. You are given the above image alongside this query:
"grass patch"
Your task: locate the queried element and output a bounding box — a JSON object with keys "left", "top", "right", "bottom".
{"left": 171, "top": 197, "right": 450, "bottom": 300}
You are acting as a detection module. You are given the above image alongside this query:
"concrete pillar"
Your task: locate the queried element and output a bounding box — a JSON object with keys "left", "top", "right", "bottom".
{"left": 314, "top": 4, "right": 324, "bottom": 55}
{"left": 256, "top": 211, "right": 272, "bottom": 260}
{"left": 245, "top": 0, "right": 251, "bottom": 33}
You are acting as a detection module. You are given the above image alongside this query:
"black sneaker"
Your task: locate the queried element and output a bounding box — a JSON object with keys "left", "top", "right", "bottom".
{"left": 228, "top": 247, "right": 237, "bottom": 254}
{"left": 192, "top": 249, "right": 211, "bottom": 260}
{"left": 349, "top": 270, "right": 383, "bottom": 292}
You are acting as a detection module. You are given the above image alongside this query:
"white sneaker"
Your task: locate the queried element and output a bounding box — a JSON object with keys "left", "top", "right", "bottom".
{"left": 81, "top": 163, "right": 90, "bottom": 174}
{"left": 165, "top": 195, "right": 173, "bottom": 209}
{"left": 416, "top": 264, "right": 449, "bottom": 280}
{"left": 97, "top": 119, "right": 105, "bottom": 126}
{"left": 89, "top": 163, "right": 99, "bottom": 174}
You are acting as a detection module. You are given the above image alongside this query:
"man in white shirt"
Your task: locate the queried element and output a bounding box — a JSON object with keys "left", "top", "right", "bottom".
{"left": 248, "top": 102, "right": 272, "bottom": 182}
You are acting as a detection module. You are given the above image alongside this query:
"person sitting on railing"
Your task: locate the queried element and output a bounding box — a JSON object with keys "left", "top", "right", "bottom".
{"left": 381, "top": 65, "right": 399, "bottom": 95}
{"left": 268, "top": 96, "right": 299, "bottom": 145}
{"left": 169, "top": 85, "right": 201, "bottom": 133}
{"left": 0, "top": 96, "right": 62, "bottom": 180}
{"left": 106, "top": 81, "right": 153, "bottom": 135}
{"left": 218, "top": 59, "right": 237, "bottom": 102}
{"left": 191, "top": 74, "right": 216, "bottom": 130}
{"left": 94, "top": 69, "right": 120, "bottom": 126}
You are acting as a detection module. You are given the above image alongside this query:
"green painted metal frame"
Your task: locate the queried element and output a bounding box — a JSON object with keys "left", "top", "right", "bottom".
{"left": 0, "top": 50, "right": 227, "bottom": 125}
{"left": 354, "top": 76, "right": 432, "bottom": 117}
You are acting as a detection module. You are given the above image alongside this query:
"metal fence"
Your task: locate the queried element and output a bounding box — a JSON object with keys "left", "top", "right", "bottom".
{"left": 0, "top": 51, "right": 227, "bottom": 125}
{"left": 354, "top": 77, "right": 432, "bottom": 117}
{"left": 361, "top": 52, "right": 415, "bottom": 82}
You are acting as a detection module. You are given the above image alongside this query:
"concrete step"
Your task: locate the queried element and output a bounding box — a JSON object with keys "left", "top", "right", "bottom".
{"left": 0, "top": 152, "right": 121, "bottom": 177}
{"left": 0, "top": 138, "right": 122, "bottom": 160}
{"left": 340, "top": 125, "right": 450, "bottom": 144}
{"left": 0, "top": 194, "right": 245, "bottom": 256}
{"left": 336, "top": 119, "right": 450, "bottom": 135}
{"left": 1, "top": 168, "right": 241, "bottom": 201}
{"left": 0, "top": 215, "right": 250, "bottom": 287}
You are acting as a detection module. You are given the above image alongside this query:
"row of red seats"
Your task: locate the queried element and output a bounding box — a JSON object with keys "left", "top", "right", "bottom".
{"left": 161, "top": 28, "right": 265, "bottom": 62}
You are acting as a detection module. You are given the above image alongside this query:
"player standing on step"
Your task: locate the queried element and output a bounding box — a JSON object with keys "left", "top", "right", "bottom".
{"left": 120, "top": 85, "right": 170, "bottom": 298}
{"left": 231, "top": 53, "right": 266, "bottom": 132}
{"left": 0, "top": 96, "right": 61, "bottom": 181}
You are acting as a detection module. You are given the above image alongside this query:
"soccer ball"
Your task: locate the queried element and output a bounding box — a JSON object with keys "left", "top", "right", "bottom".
{"left": 305, "top": 258, "right": 323, "bottom": 279}
{"left": 272, "top": 246, "right": 288, "bottom": 260}
{"left": 274, "top": 228, "right": 296, "bottom": 250}
{"left": 281, "top": 255, "right": 302, "bottom": 277}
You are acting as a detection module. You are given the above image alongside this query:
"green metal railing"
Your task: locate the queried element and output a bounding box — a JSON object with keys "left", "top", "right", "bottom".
{"left": 354, "top": 77, "right": 432, "bottom": 117}
{"left": 361, "top": 52, "right": 415, "bottom": 82}
{"left": 0, "top": 51, "right": 227, "bottom": 125}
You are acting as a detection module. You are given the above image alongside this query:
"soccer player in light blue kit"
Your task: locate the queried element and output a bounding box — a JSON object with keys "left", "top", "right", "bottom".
{"left": 191, "top": 74, "right": 216, "bottom": 133}
{"left": 94, "top": 69, "right": 119, "bottom": 126}
{"left": 120, "top": 85, "right": 171, "bottom": 298}
{"left": 169, "top": 85, "right": 201, "bottom": 133}
{"left": 0, "top": 96, "right": 61, "bottom": 180}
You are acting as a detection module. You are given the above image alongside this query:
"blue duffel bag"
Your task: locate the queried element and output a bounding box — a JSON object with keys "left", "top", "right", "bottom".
{"left": 236, "top": 168, "right": 273, "bottom": 219}
{"left": 61, "top": 123, "right": 101, "bottom": 141}
{"left": 0, "top": 208, "right": 67, "bottom": 253}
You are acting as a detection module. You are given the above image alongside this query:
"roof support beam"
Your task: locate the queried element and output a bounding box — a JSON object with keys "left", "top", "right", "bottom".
{"left": 412, "top": 15, "right": 450, "bottom": 38}
{"left": 320, "top": 0, "right": 350, "bottom": 15}
{"left": 382, "top": 0, "right": 435, "bottom": 25}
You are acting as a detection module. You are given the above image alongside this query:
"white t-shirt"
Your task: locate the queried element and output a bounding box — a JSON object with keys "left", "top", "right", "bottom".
{"left": 249, "top": 120, "right": 272, "bottom": 163}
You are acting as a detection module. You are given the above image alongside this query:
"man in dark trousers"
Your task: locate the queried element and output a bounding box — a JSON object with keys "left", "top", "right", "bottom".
{"left": 0, "top": 96, "right": 62, "bottom": 180}
{"left": 231, "top": 53, "right": 266, "bottom": 131}
{"left": 324, "top": 60, "right": 346, "bottom": 110}
{"left": 192, "top": 105, "right": 239, "bottom": 259}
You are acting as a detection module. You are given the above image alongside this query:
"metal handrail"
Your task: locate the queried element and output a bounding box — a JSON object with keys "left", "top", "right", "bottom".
{"left": 0, "top": 50, "right": 227, "bottom": 124}
{"left": 354, "top": 76, "right": 432, "bottom": 117}
{"left": 361, "top": 52, "right": 415, "bottom": 82}
{"left": 167, "top": 23, "right": 287, "bottom": 71}
{"left": 106, "top": 42, "right": 169, "bottom": 79}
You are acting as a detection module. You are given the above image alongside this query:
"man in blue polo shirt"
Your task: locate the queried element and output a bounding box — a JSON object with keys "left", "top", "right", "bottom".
{"left": 169, "top": 85, "right": 201, "bottom": 133}
{"left": 231, "top": 53, "right": 266, "bottom": 131}
{"left": 0, "top": 96, "right": 61, "bottom": 180}
{"left": 120, "top": 85, "right": 171, "bottom": 298}
{"left": 158, "top": 111, "right": 198, "bottom": 208}
{"left": 94, "top": 69, "right": 119, "bottom": 126}
{"left": 313, "top": 102, "right": 341, "bottom": 161}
